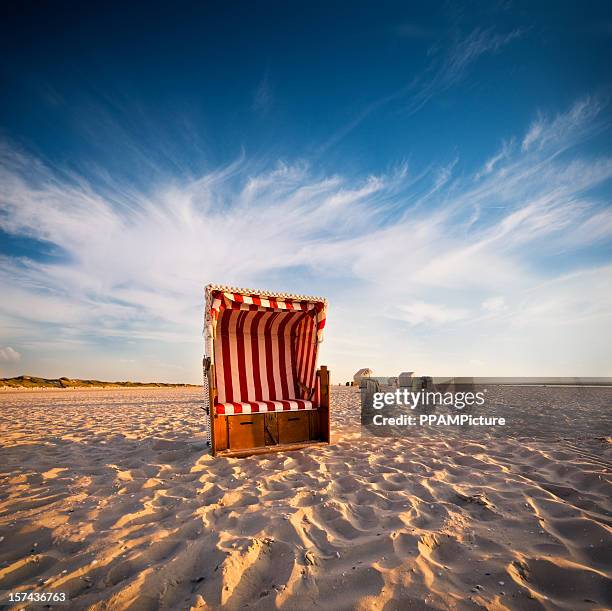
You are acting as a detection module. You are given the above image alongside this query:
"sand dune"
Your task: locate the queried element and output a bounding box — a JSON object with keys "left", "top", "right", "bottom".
{"left": 0, "top": 387, "right": 610, "bottom": 610}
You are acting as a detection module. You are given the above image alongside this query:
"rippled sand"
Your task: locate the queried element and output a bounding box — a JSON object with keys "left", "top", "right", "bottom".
{"left": 0, "top": 387, "right": 610, "bottom": 610}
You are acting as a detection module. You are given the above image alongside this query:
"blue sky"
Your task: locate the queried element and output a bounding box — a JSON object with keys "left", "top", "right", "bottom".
{"left": 1, "top": 1, "right": 611, "bottom": 382}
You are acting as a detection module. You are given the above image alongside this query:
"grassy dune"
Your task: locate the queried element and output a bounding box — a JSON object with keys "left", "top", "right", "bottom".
{"left": 0, "top": 375, "right": 198, "bottom": 389}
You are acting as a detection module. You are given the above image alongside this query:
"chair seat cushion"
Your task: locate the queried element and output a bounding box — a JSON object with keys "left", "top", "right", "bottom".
{"left": 215, "top": 399, "right": 315, "bottom": 415}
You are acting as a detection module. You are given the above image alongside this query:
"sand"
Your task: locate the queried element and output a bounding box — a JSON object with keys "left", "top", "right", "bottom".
{"left": 0, "top": 387, "right": 610, "bottom": 610}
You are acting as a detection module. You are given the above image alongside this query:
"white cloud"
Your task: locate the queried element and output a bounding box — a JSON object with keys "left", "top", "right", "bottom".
{"left": 0, "top": 96, "right": 611, "bottom": 381}
{"left": 393, "top": 301, "right": 468, "bottom": 325}
{"left": 521, "top": 96, "right": 603, "bottom": 152}
{"left": 321, "top": 27, "right": 523, "bottom": 152}
{"left": 521, "top": 120, "right": 544, "bottom": 152}
{"left": 404, "top": 27, "right": 523, "bottom": 117}
{"left": 482, "top": 296, "right": 507, "bottom": 312}
{"left": 0, "top": 347, "right": 21, "bottom": 363}
{"left": 252, "top": 69, "right": 273, "bottom": 113}
{"left": 476, "top": 139, "right": 514, "bottom": 178}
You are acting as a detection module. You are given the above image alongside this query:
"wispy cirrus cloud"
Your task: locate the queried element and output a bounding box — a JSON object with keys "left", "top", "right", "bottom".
{"left": 321, "top": 26, "right": 523, "bottom": 152}
{"left": 522, "top": 96, "right": 605, "bottom": 152}
{"left": 476, "top": 138, "right": 514, "bottom": 179}
{"left": 0, "top": 96, "right": 611, "bottom": 380}
{"left": 403, "top": 27, "right": 523, "bottom": 116}
{"left": 391, "top": 301, "right": 468, "bottom": 325}
{"left": 0, "top": 346, "right": 21, "bottom": 363}
{"left": 252, "top": 69, "right": 274, "bottom": 114}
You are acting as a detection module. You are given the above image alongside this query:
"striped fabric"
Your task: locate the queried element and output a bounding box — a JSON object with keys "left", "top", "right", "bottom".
{"left": 206, "top": 288, "right": 326, "bottom": 344}
{"left": 204, "top": 285, "right": 327, "bottom": 414}
{"left": 215, "top": 399, "right": 314, "bottom": 415}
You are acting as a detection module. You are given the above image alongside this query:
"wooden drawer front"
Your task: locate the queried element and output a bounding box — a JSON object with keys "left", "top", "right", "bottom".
{"left": 278, "top": 412, "right": 310, "bottom": 444}
{"left": 228, "top": 414, "right": 265, "bottom": 450}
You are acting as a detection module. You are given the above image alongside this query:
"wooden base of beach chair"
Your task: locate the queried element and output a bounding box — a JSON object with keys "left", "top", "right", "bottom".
{"left": 214, "top": 440, "right": 329, "bottom": 459}
{"left": 210, "top": 366, "right": 331, "bottom": 457}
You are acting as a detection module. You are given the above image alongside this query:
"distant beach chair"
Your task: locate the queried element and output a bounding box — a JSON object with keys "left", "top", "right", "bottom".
{"left": 353, "top": 368, "right": 373, "bottom": 386}
{"left": 398, "top": 371, "right": 415, "bottom": 388}
{"left": 203, "top": 284, "right": 330, "bottom": 457}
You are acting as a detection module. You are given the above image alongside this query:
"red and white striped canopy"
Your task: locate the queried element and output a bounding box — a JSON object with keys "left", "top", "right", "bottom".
{"left": 204, "top": 285, "right": 327, "bottom": 407}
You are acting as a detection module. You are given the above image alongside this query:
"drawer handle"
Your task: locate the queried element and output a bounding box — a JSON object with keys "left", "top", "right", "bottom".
{"left": 288, "top": 417, "right": 300, "bottom": 421}
{"left": 240, "top": 421, "right": 254, "bottom": 425}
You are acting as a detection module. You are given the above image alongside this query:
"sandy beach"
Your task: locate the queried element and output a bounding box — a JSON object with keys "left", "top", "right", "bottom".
{"left": 0, "top": 387, "right": 610, "bottom": 610}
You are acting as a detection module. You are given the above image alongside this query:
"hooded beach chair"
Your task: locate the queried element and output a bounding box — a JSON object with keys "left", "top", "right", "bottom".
{"left": 203, "top": 284, "right": 330, "bottom": 457}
